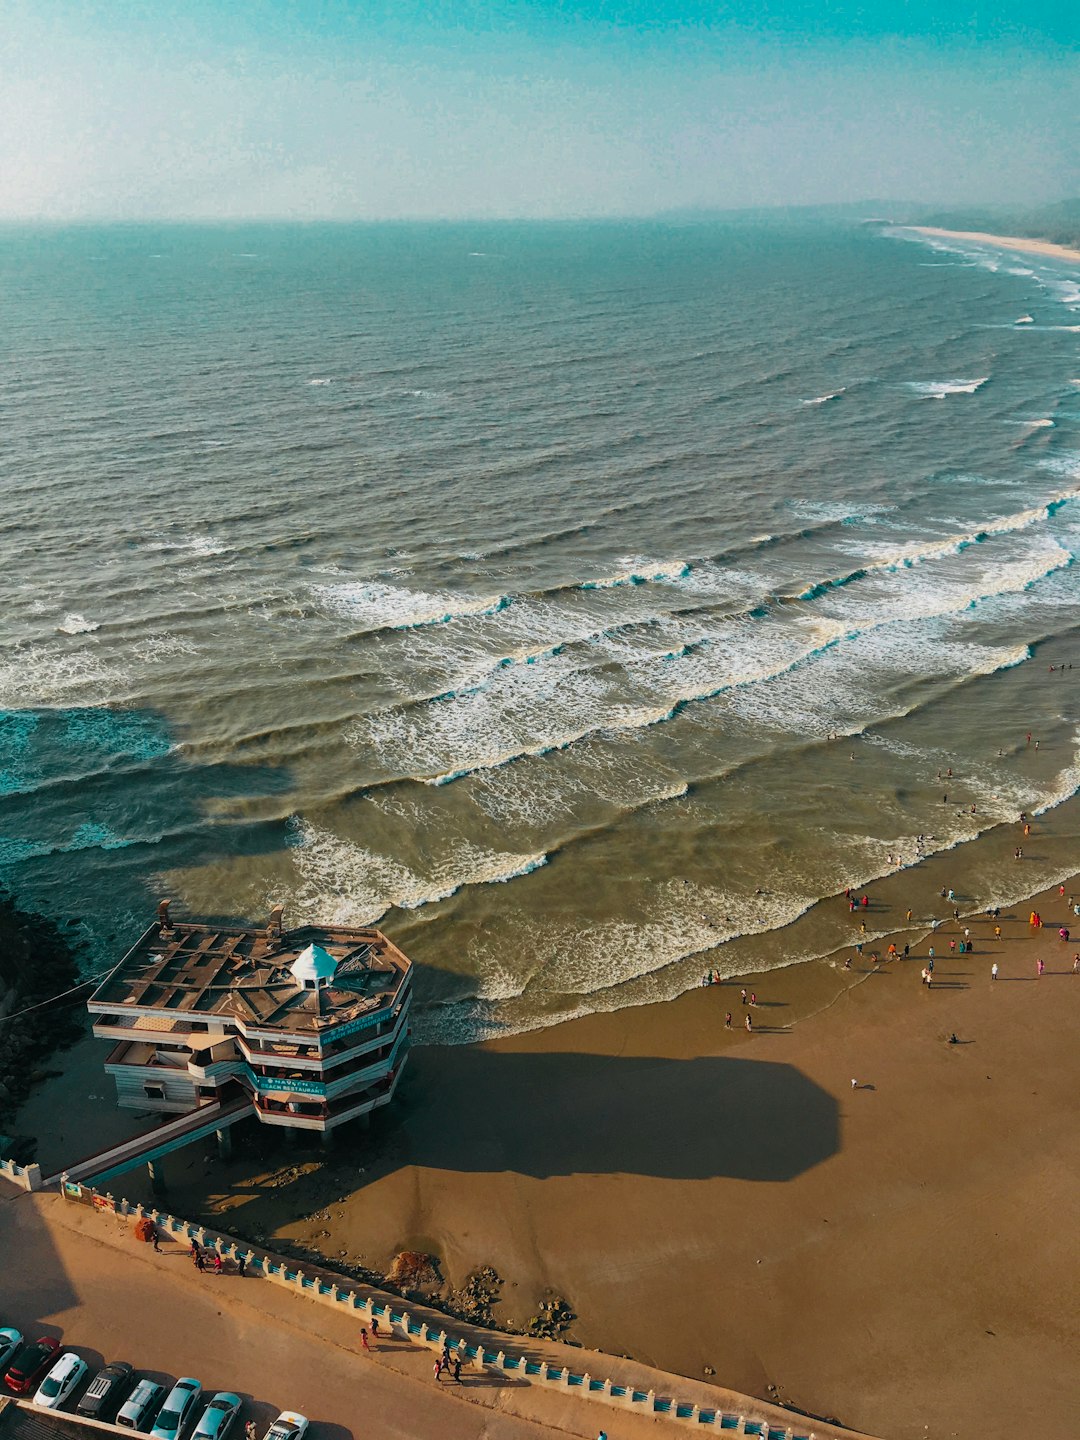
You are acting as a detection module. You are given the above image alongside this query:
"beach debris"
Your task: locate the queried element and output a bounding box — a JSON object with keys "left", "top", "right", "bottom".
{"left": 527, "top": 1296, "right": 576, "bottom": 1339}
{"left": 445, "top": 1266, "right": 502, "bottom": 1325}
{"left": 387, "top": 1250, "right": 440, "bottom": 1290}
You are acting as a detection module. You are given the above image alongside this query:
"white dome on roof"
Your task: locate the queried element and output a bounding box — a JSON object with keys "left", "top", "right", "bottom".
{"left": 290, "top": 942, "right": 337, "bottom": 987}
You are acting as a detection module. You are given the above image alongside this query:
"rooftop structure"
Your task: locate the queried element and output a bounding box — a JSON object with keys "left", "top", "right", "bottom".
{"left": 87, "top": 901, "right": 412, "bottom": 1136}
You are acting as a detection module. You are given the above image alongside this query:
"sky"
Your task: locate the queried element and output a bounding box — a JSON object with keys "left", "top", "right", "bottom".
{"left": 0, "top": 1, "right": 1076, "bottom": 221}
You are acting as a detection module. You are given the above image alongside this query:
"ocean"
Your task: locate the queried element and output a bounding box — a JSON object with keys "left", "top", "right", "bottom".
{"left": 1, "top": 218, "right": 1078, "bottom": 1041}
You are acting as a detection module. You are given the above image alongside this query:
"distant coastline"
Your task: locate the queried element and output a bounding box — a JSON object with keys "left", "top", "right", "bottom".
{"left": 910, "top": 224, "right": 1080, "bottom": 264}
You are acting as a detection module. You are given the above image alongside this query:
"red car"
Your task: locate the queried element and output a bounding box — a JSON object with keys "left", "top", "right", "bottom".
{"left": 4, "top": 1335, "right": 61, "bottom": 1394}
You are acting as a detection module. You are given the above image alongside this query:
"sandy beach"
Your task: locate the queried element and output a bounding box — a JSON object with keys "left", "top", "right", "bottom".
{"left": 39, "top": 868, "right": 1071, "bottom": 1440}
{"left": 910, "top": 225, "right": 1080, "bottom": 264}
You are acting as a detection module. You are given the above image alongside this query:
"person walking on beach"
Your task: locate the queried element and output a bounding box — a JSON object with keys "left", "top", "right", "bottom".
{"left": 906, "top": 908, "right": 913, "bottom": 923}
{"left": 725, "top": 1012, "right": 732, "bottom": 1029}
{"left": 433, "top": 1359, "right": 443, "bottom": 1383}
{"left": 371, "top": 1315, "right": 380, "bottom": 1338}
{"left": 151, "top": 1228, "right": 161, "bottom": 1253}
{"left": 237, "top": 1253, "right": 247, "bottom": 1278}
{"left": 745, "top": 1013, "right": 753, "bottom": 1032}
{"left": 927, "top": 956, "right": 934, "bottom": 975}
{"left": 360, "top": 1327, "right": 370, "bottom": 1352}
{"left": 452, "top": 1356, "right": 462, "bottom": 1383}
{"left": 189, "top": 1237, "right": 199, "bottom": 1260}
{"left": 740, "top": 988, "right": 747, "bottom": 1006}
{"left": 213, "top": 1252, "right": 223, "bottom": 1275}
{"left": 994, "top": 924, "right": 1002, "bottom": 941}
{"left": 1037, "top": 957, "right": 1045, "bottom": 977}
{"left": 749, "top": 991, "right": 757, "bottom": 1007}
{"left": 1073, "top": 953, "right": 1080, "bottom": 973}
{"left": 991, "top": 962, "right": 998, "bottom": 981}
{"left": 194, "top": 1249, "right": 205, "bottom": 1272}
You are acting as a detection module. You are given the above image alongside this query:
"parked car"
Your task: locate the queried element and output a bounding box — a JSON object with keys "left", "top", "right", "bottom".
{"left": 33, "top": 1352, "right": 89, "bottom": 1409}
{"left": 150, "top": 1377, "right": 203, "bottom": 1440}
{"left": 264, "top": 1412, "right": 309, "bottom": 1440}
{"left": 78, "top": 1361, "right": 136, "bottom": 1420}
{"left": 4, "top": 1335, "right": 61, "bottom": 1395}
{"left": 0, "top": 1331, "right": 22, "bottom": 1374}
{"left": 116, "top": 1379, "right": 166, "bottom": 1432}
{"left": 191, "top": 1393, "right": 242, "bottom": 1440}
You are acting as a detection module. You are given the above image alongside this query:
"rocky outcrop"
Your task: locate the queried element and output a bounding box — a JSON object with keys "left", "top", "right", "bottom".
{"left": 0, "top": 889, "right": 84, "bottom": 1143}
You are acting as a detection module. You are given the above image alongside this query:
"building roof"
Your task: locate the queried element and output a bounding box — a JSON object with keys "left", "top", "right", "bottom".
{"left": 87, "top": 917, "right": 411, "bottom": 1038}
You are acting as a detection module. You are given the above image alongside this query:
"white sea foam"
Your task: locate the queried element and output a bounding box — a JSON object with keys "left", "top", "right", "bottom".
{"left": 349, "top": 528, "right": 1068, "bottom": 788}
{"left": 132, "top": 632, "right": 199, "bottom": 661}
{"left": 307, "top": 378, "right": 333, "bottom": 386}
{"left": 142, "top": 535, "right": 229, "bottom": 558}
{"left": 580, "top": 558, "right": 691, "bottom": 589}
{"left": 57, "top": 613, "right": 100, "bottom": 635}
{"left": 801, "top": 389, "right": 844, "bottom": 405}
{"left": 1015, "top": 315, "right": 1034, "bottom": 324}
{"left": 284, "top": 817, "right": 547, "bottom": 926}
{"left": 907, "top": 377, "right": 989, "bottom": 399}
{"left": 312, "top": 579, "right": 509, "bottom": 631}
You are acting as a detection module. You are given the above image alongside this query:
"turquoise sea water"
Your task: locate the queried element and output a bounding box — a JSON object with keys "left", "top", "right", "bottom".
{"left": 1, "top": 219, "right": 1078, "bottom": 1037}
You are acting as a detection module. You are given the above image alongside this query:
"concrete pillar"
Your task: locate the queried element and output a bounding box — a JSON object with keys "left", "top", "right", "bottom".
{"left": 216, "top": 1127, "right": 234, "bottom": 1161}
{"left": 146, "top": 1159, "right": 167, "bottom": 1195}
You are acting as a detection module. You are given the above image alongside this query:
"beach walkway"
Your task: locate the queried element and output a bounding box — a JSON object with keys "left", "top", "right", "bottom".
{"left": 0, "top": 1185, "right": 878, "bottom": 1440}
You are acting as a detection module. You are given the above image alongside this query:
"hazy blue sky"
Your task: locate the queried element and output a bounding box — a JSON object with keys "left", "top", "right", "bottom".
{"left": 1, "top": 1, "right": 1076, "bottom": 220}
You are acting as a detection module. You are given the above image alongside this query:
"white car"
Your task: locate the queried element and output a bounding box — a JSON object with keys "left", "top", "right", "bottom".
{"left": 34, "top": 1351, "right": 89, "bottom": 1409}
{"left": 265, "top": 1413, "right": 309, "bottom": 1440}
{"left": 0, "top": 1329, "right": 22, "bottom": 1372}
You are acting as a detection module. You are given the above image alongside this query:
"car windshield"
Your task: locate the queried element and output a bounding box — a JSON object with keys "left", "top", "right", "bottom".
{"left": 158, "top": 1412, "right": 179, "bottom": 1431}
{"left": 41, "top": 1377, "right": 63, "bottom": 1397}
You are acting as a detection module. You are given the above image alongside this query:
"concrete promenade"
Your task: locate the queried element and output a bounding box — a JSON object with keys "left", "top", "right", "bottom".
{"left": 0, "top": 1184, "right": 877, "bottom": 1440}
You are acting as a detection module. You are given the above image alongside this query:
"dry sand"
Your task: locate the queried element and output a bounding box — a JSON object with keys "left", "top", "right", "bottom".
{"left": 128, "top": 877, "right": 1080, "bottom": 1440}
{"left": 910, "top": 226, "right": 1080, "bottom": 265}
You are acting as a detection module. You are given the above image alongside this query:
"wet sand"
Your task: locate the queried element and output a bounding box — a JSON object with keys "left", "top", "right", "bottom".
{"left": 910, "top": 225, "right": 1080, "bottom": 264}
{"left": 112, "top": 875, "right": 1080, "bottom": 1440}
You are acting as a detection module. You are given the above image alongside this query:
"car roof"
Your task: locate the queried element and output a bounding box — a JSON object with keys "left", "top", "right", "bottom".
{"left": 49, "top": 1353, "right": 83, "bottom": 1373}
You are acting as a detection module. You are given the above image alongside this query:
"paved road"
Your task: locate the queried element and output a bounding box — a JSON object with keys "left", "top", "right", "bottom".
{"left": 0, "top": 1191, "right": 682, "bottom": 1440}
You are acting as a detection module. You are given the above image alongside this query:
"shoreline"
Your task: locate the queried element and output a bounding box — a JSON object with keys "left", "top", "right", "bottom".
{"left": 66, "top": 868, "right": 1080, "bottom": 1440}
{"left": 8, "top": 845, "right": 1080, "bottom": 1440}
{"left": 907, "top": 224, "right": 1080, "bottom": 264}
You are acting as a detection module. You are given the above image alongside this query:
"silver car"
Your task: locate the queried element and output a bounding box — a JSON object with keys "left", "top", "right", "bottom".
{"left": 150, "top": 1377, "right": 204, "bottom": 1440}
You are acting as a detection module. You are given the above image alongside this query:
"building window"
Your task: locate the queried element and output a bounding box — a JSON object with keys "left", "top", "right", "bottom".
{"left": 144, "top": 1084, "right": 165, "bottom": 1100}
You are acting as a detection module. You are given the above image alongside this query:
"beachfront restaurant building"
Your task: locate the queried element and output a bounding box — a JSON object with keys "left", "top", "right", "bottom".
{"left": 86, "top": 903, "right": 412, "bottom": 1136}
